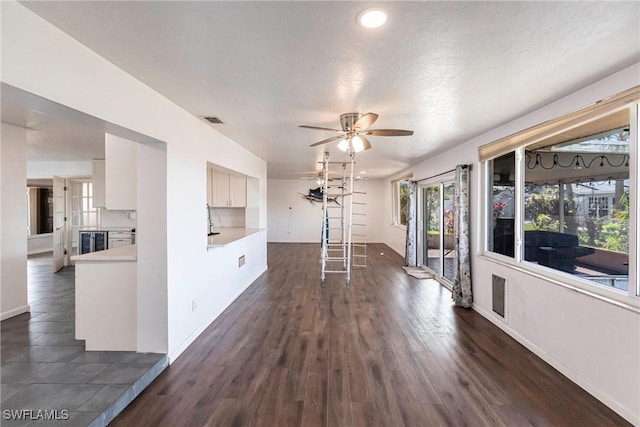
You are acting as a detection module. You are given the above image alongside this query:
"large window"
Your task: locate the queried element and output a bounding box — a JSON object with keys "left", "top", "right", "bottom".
{"left": 483, "top": 97, "right": 637, "bottom": 297}
{"left": 489, "top": 152, "right": 516, "bottom": 258}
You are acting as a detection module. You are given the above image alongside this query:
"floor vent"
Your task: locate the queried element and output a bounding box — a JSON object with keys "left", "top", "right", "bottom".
{"left": 492, "top": 274, "right": 506, "bottom": 318}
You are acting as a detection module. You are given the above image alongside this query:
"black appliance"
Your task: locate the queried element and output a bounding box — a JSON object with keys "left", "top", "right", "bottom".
{"left": 79, "top": 231, "right": 108, "bottom": 254}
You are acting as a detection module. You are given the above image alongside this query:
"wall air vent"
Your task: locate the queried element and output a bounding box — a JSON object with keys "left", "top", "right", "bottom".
{"left": 204, "top": 116, "right": 223, "bottom": 124}
{"left": 492, "top": 274, "right": 506, "bottom": 318}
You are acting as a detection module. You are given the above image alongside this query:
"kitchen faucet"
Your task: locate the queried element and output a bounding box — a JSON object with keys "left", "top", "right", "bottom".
{"left": 207, "top": 204, "right": 219, "bottom": 236}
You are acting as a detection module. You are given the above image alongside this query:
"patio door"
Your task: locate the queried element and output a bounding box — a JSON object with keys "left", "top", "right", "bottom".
{"left": 418, "top": 177, "right": 456, "bottom": 287}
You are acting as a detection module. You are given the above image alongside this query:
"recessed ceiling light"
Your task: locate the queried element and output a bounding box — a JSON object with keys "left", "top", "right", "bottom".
{"left": 358, "top": 8, "right": 387, "bottom": 28}
{"left": 360, "top": 171, "right": 366, "bottom": 174}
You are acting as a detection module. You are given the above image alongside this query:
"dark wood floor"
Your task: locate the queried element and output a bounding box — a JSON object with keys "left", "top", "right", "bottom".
{"left": 112, "top": 243, "right": 629, "bottom": 427}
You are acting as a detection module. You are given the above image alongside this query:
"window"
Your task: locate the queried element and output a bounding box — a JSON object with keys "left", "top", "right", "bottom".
{"left": 488, "top": 152, "right": 516, "bottom": 258}
{"left": 70, "top": 180, "right": 98, "bottom": 229}
{"left": 393, "top": 178, "right": 411, "bottom": 227}
{"left": 69, "top": 180, "right": 99, "bottom": 255}
{"left": 587, "top": 195, "right": 610, "bottom": 219}
{"left": 481, "top": 92, "right": 638, "bottom": 297}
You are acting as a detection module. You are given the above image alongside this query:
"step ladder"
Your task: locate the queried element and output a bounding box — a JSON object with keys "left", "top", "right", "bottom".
{"left": 351, "top": 176, "right": 367, "bottom": 268}
{"left": 320, "top": 151, "right": 367, "bottom": 285}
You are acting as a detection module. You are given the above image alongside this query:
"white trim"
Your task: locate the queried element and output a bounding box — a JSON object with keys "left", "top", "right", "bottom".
{"left": 630, "top": 103, "right": 639, "bottom": 297}
{"left": 27, "top": 248, "right": 53, "bottom": 256}
{"left": 391, "top": 177, "right": 412, "bottom": 227}
{"left": 514, "top": 148, "right": 524, "bottom": 263}
{"left": 28, "top": 233, "right": 53, "bottom": 239}
{"left": 1, "top": 305, "right": 30, "bottom": 321}
{"left": 473, "top": 303, "right": 639, "bottom": 425}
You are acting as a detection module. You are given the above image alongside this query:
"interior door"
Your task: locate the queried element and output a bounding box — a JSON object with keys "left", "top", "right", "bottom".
{"left": 52, "top": 176, "right": 66, "bottom": 272}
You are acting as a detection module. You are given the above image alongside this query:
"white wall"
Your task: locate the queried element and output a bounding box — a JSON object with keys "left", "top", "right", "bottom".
{"left": 382, "top": 64, "right": 640, "bottom": 424}
{"left": 27, "top": 160, "right": 92, "bottom": 178}
{"left": 267, "top": 178, "right": 385, "bottom": 243}
{"left": 1, "top": 124, "right": 29, "bottom": 320}
{"left": 136, "top": 141, "right": 167, "bottom": 353}
{"left": 27, "top": 234, "right": 53, "bottom": 255}
{"left": 2, "top": 2, "right": 267, "bottom": 361}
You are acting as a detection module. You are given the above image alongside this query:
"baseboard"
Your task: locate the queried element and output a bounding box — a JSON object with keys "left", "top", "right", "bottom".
{"left": 472, "top": 304, "right": 639, "bottom": 425}
{"left": 27, "top": 248, "right": 53, "bottom": 256}
{"left": 1, "top": 305, "right": 30, "bottom": 321}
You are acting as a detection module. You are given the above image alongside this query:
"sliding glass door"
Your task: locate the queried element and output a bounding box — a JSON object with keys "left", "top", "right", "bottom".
{"left": 418, "top": 178, "right": 456, "bottom": 287}
{"left": 422, "top": 185, "right": 441, "bottom": 272}
{"left": 443, "top": 182, "right": 456, "bottom": 282}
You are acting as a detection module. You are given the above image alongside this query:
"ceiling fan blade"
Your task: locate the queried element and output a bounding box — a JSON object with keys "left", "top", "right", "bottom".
{"left": 353, "top": 112, "right": 378, "bottom": 130}
{"left": 359, "top": 135, "right": 372, "bottom": 150}
{"left": 299, "top": 125, "right": 342, "bottom": 132}
{"left": 364, "top": 129, "right": 414, "bottom": 137}
{"left": 310, "top": 135, "right": 344, "bottom": 147}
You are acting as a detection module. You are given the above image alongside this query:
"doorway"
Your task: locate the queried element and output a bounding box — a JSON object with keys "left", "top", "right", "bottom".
{"left": 418, "top": 177, "right": 456, "bottom": 288}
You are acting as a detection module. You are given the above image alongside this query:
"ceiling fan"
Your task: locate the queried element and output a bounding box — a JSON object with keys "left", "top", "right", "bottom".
{"left": 299, "top": 112, "right": 413, "bottom": 153}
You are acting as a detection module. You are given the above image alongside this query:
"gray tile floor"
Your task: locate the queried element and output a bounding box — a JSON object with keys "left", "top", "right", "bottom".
{"left": 1, "top": 253, "right": 167, "bottom": 426}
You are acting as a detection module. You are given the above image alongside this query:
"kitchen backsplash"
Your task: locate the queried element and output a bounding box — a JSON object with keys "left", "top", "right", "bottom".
{"left": 100, "top": 209, "right": 137, "bottom": 228}
{"left": 209, "top": 207, "right": 245, "bottom": 228}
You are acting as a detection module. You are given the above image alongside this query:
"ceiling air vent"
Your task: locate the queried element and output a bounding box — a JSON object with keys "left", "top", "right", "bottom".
{"left": 204, "top": 116, "right": 223, "bottom": 124}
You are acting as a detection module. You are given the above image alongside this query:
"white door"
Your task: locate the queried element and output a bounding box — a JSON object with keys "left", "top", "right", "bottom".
{"left": 52, "top": 176, "right": 66, "bottom": 272}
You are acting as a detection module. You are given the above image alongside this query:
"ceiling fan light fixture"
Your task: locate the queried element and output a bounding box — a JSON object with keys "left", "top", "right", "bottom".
{"left": 337, "top": 138, "right": 350, "bottom": 152}
{"left": 358, "top": 8, "right": 387, "bottom": 28}
{"left": 351, "top": 136, "right": 365, "bottom": 152}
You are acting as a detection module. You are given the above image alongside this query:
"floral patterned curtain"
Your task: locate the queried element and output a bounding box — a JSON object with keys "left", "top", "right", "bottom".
{"left": 452, "top": 165, "right": 472, "bottom": 307}
{"left": 405, "top": 181, "right": 417, "bottom": 267}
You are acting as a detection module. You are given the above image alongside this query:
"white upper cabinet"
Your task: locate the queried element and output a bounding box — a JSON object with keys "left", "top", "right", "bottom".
{"left": 92, "top": 160, "right": 106, "bottom": 208}
{"left": 229, "top": 173, "right": 247, "bottom": 207}
{"left": 208, "top": 167, "right": 246, "bottom": 208}
{"left": 104, "top": 134, "right": 137, "bottom": 210}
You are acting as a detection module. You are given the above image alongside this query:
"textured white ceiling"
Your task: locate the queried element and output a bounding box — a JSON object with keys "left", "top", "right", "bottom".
{"left": 17, "top": 1, "right": 640, "bottom": 177}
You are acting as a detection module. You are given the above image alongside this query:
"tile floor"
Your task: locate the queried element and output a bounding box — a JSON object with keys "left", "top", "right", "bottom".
{"left": 1, "top": 253, "right": 167, "bottom": 426}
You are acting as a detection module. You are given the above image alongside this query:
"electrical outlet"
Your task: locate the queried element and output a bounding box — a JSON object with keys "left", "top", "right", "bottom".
{"left": 191, "top": 299, "right": 197, "bottom": 311}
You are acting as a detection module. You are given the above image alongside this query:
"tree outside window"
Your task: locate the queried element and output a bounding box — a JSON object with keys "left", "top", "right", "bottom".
{"left": 399, "top": 180, "right": 409, "bottom": 225}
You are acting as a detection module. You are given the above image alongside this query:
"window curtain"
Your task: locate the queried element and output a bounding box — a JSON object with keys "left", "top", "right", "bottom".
{"left": 404, "top": 181, "right": 417, "bottom": 267}
{"left": 452, "top": 164, "right": 472, "bottom": 307}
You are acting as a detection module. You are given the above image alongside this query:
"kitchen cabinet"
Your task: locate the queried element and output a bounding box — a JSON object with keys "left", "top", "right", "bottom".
{"left": 92, "top": 160, "right": 106, "bottom": 208}
{"left": 208, "top": 168, "right": 246, "bottom": 207}
{"left": 108, "top": 230, "right": 135, "bottom": 249}
{"left": 72, "top": 245, "right": 137, "bottom": 351}
{"left": 93, "top": 136, "right": 137, "bottom": 210}
{"left": 104, "top": 134, "right": 137, "bottom": 210}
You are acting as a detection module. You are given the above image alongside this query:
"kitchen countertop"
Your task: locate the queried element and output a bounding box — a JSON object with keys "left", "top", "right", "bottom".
{"left": 71, "top": 244, "right": 137, "bottom": 261}
{"left": 79, "top": 227, "right": 135, "bottom": 231}
{"left": 207, "top": 228, "right": 265, "bottom": 249}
